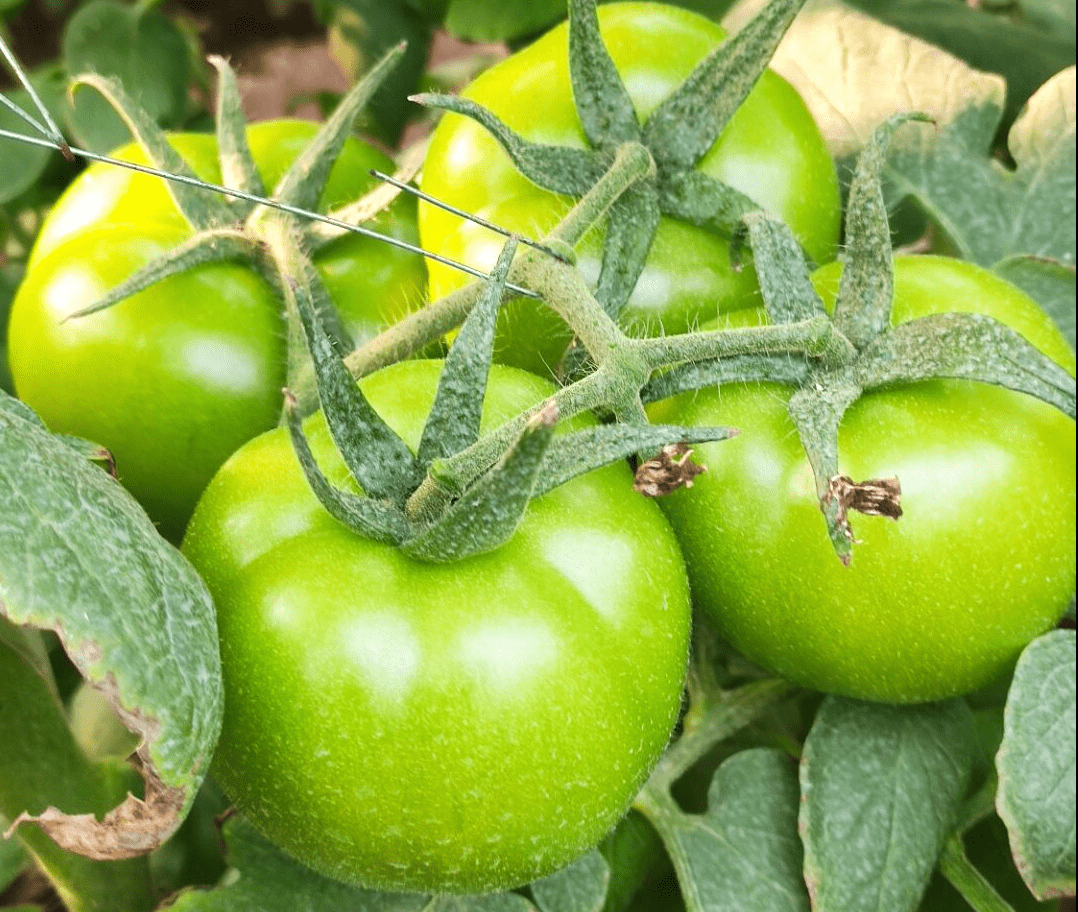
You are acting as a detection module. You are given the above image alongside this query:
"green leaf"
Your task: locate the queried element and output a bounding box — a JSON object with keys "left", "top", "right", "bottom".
{"left": 651, "top": 748, "right": 810, "bottom": 912}
{"left": 402, "top": 403, "right": 557, "bottom": 562}
{"left": 856, "top": 311, "right": 1077, "bottom": 419}
{"left": 731, "top": 210, "right": 824, "bottom": 325}
{"left": 324, "top": 0, "right": 432, "bottom": 146}
{"left": 0, "top": 815, "right": 27, "bottom": 893}
{"left": 0, "top": 68, "right": 66, "bottom": 205}
{"left": 643, "top": 0, "right": 804, "bottom": 171}
{"left": 835, "top": 114, "right": 931, "bottom": 351}
{"left": 284, "top": 396, "right": 411, "bottom": 545}
{"left": 208, "top": 55, "right": 265, "bottom": 221}
{"left": 411, "top": 92, "right": 607, "bottom": 196}
{"left": 0, "top": 631, "right": 157, "bottom": 911}
{"left": 996, "top": 630, "right": 1076, "bottom": 901}
{"left": 62, "top": 0, "right": 191, "bottom": 153}
{"left": 886, "top": 67, "right": 1076, "bottom": 270}
{"left": 286, "top": 249, "right": 422, "bottom": 503}
{"left": 800, "top": 698, "right": 976, "bottom": 912}
{"left": 567, "top": 0, "right": 640, "bottom": 149}
{"left": 532, "top": 850, "right": 610, "bottom": 912}
{"left": 427, "top": 895, "right": 538, "bottom": 911}
{"left": 444, "top": 0, "right": 565, "bottom": 42}
{"left": 257, "top": 43, "right": 406, "bottom": 220}
{"left": 69, "top": 73, "right": 234, "bottom": 231}
{"left": 166, "top": 814, "right": 430, "bottom": 911}
{"left": 993, "top": 256, "right": 1076, "bottom": 349}
{"left": 418, "top": 239, "right": 516, "bottom": 466}
{"left": 0, "top": 391, "right": 222, "bottom": 859}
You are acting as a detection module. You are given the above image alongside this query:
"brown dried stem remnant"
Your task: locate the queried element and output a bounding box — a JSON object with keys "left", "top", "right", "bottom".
{"left": 826, "top": 474, "right": 903, "bottom": 540}
{"left": 634, "top": 443, "right": 707, "bottom": 497}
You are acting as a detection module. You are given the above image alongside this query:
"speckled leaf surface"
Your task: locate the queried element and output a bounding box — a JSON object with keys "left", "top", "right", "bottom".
{"left": 0, "top": 391, "right": 221, "bottom": 857}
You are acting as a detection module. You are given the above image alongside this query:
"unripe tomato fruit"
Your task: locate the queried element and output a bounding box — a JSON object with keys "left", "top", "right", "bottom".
{"left": 181, "top": 359, "right": 692, "bottom": 893}
{"left": 419, "top": 2, "right": 841, "bottom": 374}
{"left": 8, "top": 121, "right": 426, "bottom": 542}
{"left": 649, "top": 256, "right": 1075, "bottom": 704}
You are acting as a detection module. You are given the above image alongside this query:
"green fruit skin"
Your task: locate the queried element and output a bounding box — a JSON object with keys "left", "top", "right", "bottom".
{"left": 649, "top": 256, "right": 1076, "bottom": 704}
{"left": 418, "top": 2, "right": 841, "bottom": 375}
{"left": 8, "top": 121, "right": 426, "bottom": 542}
{"left": 182, "top": 360, "right": 692, "bottom": 893}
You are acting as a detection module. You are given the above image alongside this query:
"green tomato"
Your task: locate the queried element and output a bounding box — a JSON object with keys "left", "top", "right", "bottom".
{"left": 648, "top": 256, "right": 1076, "bottom": 704}
{"left": 418, "top": 2, "right": 841, "bottom": 374}
{"left": 8, "top": 120, "right": 426, "bottom": 542}
{"left": 181, "top": 359, "right": 692, "bottom": 893}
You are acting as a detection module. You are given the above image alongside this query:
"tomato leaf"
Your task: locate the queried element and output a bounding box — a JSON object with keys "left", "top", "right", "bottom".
{"left": 531, "top": 849, "right": 610, "bottom": 912}
{"left": 418, "top": 239, "right": 516, "bottom": 465}
{"left": 402, "top": 402, "right": 557, "bottom": 561}
{"left": 285, "top": 251, "right": 423, "bottom": 503}
{"left": 800, "top": 698, "right": 976, "bottom": 912}
{"left": 643, "top": 0, "right": 803, "bottom": 170}
{"left": 165, "top": 814, "right": 430, "bottom": 911}
{"left": 996, "top": 630, "right": 1077, "bottom": 901}
{"left": 0, "top": 68, "right": 67, "bottom": 205}
{"left": 0, "top": 629, "right": 157, "bottom": 911}
{"left": 855, "top": 311, "right": 1077, "bottom": 419}
{"left": 594, "top": 184, "right": 660, "bottom": 318}
{"left": 567, "top": 0, "right": 640, "bottom": 149}
{"left": 730, "top": 210, "right": 824, "bottom": 325}
{"left": 61, "top": 0, "right": 191, "bottom": 154}
{"left": 252, "top": 43, "right": 405, "bottom": 223}
{"left": 69, "top": 73, "right": 234, "bottom": 231}
{"left": 643, "top": 748, "right": 809, "bottom": 912}
{"left": 444, "top": 0, "right": 565, "bottom": 42}
{"left": 994, "top": 255, "right": 1077, "bottom": 350}
{"left": 207, "top": 55, "right": 266, "bottom": 221}
{"left": 0, "top": 391, "right": 222, "bottom": 860}
{"left": 65, "top": 229, "right": 261, "bottom": 320}
{"left": 410, "top": 92, "right": 606, "bottom": 196}
{"left": 885, "top": 67, "right": 1076, "bottom": 278}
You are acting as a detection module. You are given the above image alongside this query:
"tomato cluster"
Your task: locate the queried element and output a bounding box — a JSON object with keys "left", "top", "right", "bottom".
{"left": 4, "top": 0, "right": 1074, "bottom": 901}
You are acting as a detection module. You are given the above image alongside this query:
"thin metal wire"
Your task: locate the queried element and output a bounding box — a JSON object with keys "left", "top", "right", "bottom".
{"left": 0, "top": 112, "right": 542, "bottom": 298}
{"left": 0, "top": 42, "right": 71, "bottom": 156}
{"left": 369, "top": 168, "right": 570, "bottom": 263}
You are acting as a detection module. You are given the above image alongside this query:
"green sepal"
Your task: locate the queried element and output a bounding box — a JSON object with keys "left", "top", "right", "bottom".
{"left": 401, "top": 404, "right": 558, "bottom": 562}
{"left": 730, "top": 210, "right": 825, "bottom": 325}
{"left": 641, "top": 353, "right": 812, "bottom": 403}
{"left": 286, "top": 253, "right": 422, "bottom": 503}
{"left": 70, "top": 73, "right": 235, "bottom": 231}
{"left": 65, "top": 229, "right": 261, "bottom": 320}
{"left": 534, "top": 422, "right": 737, "bottom": 497}
{"left": 642, "top": 0, "right": 806, "bottom": 172}
{"left": 417, "top": 239, "right": 517, "bottom": 466}
{"left": 252, "top": 43, "right": 406, "bottom": 225}
{"left": 283, "top": 394, "right": 410, "bottom": 545}
{"left": 834, "top": 113, "right": 932, "bottom": 350}
{"left": 208, "top": 55, "right": 265, "bottom": 222}
{"left": 567, "top": 0, "right": 641, "bottom": 149}
{"left": 594, "top": 184, "right": 660, "bottom": 318}
{"left": 786, "top": 377, "right": 864, "bottom": 565}
{"left": 657, "top": 168, "right": 761, "bottom": 236}
{"left": 856, "top": 311, "right": 1078, "bottom": 419}
{"left": 411, "top": 92, "right": 608, "bottom": 196}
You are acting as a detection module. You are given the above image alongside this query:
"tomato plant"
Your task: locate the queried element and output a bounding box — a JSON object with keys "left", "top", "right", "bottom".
{"left": 418, "top": 1, "right": 841, "bottom": 373}
{"left": 650, "top": 256, "right": 1076, "bottom": 704}
{"left": 7, "top": 120, "right": 425, "bottom": 542}
{"left": 180, "top": 358, "right": 692, "bottom": 893}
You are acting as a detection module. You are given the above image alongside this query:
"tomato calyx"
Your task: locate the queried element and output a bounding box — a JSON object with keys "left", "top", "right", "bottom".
{"left": 62, "top": 46, "right": 416, "bottom": 401}
{"left": 722, "top": 115, "right": 1077, "bottom": 563}
{"left": 413, "top": 0, "right": 805, "bottom": 323}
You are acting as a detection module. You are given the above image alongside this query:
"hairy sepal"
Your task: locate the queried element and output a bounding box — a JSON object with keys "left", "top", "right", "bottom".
{"left": 208, "top": 55, "right": 266, "bottom": 221}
